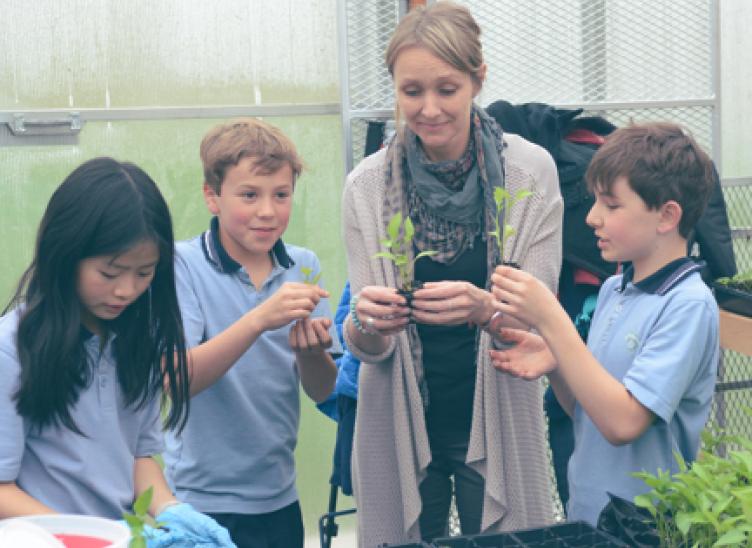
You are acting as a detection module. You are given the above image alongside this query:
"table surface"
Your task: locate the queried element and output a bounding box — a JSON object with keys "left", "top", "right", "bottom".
{"left": 720, "top": 309, "right": 752, "bottom": 357}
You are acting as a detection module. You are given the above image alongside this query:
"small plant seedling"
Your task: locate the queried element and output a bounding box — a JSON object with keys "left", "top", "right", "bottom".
{"left": 488, "top": 187, "right": 533, "bottom": 263}
{"left": 300, "top": 266, "right": 322, "bottom": 286}
{"left": 372, "top": 212, "right": 437, "bottom": 293}
{"left": 122, "top": 487, "right": 165, "bottom": 548}
{"left": 716, "top": 270, "right": 752, "bottom": 293}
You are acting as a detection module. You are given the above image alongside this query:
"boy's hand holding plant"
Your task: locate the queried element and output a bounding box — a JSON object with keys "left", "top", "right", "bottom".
{"left": 257, "top": 282, "right": 328, "bottom": 332}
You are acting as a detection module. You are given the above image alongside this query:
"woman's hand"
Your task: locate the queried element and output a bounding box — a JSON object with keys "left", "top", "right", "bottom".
{"left": 491, "top": 265, "right": 562, "bottom": 331}
{"left": 354, "top": 285, "right": 411, "bottom": 336}
{"left": 410, "top": 281, "right": 495, "bottom": 326}
{"left": 489, "top": 327, "right": 557, "bottom": 380}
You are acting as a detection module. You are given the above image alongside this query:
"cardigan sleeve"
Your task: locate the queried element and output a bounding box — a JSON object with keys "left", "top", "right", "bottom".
{"left": 504, "top": 135, "right": 563, "bottom": 293}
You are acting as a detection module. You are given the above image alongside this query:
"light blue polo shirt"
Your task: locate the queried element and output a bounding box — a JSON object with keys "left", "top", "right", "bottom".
{"left": 567, "top": 258, "right": 719, "bottom": 525}
{"left": 164, "top": 217, "right": 341, "bottom": 514}
{"left": 0, "top": 308, "right": 164, "bottom": 519}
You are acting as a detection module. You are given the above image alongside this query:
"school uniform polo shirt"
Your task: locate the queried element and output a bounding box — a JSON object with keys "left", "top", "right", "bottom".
{"left": 0, "top": 309, "right": 164, "bottom": 518}
{"left": 567, "top": 258, "right": 719, "bottom": 526}
{"left": 164, "top": 217, "right": 341, "bottom": 515}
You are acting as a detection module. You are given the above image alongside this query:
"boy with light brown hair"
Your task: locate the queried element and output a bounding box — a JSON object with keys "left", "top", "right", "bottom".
{"left": 164, "top": 118, "right": 339, "bottom": 547}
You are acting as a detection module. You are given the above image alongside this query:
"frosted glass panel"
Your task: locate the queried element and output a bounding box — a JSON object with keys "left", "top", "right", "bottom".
{"left": 0, "top": 0, "right": 339, "bottom": 108}
{"left": 0, "top": 115, "right": 346, "bottom": 301}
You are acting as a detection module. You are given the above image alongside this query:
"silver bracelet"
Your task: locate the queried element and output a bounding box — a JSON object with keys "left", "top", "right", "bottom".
{"left": 350, "top": 293, "right": 370, "bottom": 334}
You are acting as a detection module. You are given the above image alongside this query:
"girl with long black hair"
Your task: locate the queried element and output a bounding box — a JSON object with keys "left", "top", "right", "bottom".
{"left": 0, "top": 157, "right": 233, "bottom": 546}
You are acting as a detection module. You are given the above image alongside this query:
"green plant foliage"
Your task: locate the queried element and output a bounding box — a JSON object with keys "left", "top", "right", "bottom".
{"left": 300, "top": 266, "right": 322, "bottom": 286}
{"left": 372, "top": 212, "right": 437, "bottom": 291}
{"left": 488, "top": 187, "right": 533, "bottom": 263}
{"left": 716, "top": 270, "right": 752, "bottom": 293}
{"left": 634, "top": 418, "right": 752, "bottom": 547}
{"left": 122, "top": 487, "right": 165, "bottom": 548}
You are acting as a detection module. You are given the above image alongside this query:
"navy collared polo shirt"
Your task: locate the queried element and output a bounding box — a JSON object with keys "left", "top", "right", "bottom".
{"left": 567, "top": 257, "right": 719, "bottom": 526}
{"left": 164, "top": 217, "right": 340, "bottom": 514}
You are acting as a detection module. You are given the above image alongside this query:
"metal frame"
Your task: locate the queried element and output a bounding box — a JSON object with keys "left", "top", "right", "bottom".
{"left": 0, "top": 103, "right": 339, "bottom": 124}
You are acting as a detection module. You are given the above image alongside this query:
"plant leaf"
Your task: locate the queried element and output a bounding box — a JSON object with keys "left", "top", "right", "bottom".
{"left": 380, "top": 239, "right": 393, "bottom": 249}
{"left": 404, "top": 216, "right": 415, "bottom": 244}
{"left": 130, "top": 536, "right": 147, "bottom": 548}
{"left": 133, "top": 487, "right": 153, "bottom": 516}
{"left": 415, "top": 250, "right": 438, "bottom": 261}
{"left": 300, "top": 266, "right": 312, "bottom": 277}
{"left": 387, "top": 212, "right": 402, "bottom": 243}
{"left": 634, "top": 494, "right": 658, "bottom": 517}
{"left": 123, "top": 513, "right": 143, "bottom": 529}
{"left": 493, "top": 187, "right": 510, "bottom": 207}
{"left": 312, "top": 273, "right": 322, "bottom": 285}
{"left": 372, "top": 251, "right": 397, "bottom": 261}
{"left": 713, "top": 528, "right": 747, "bottom": 546}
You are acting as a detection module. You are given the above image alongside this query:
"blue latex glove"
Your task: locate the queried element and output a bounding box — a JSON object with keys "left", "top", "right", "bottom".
{"left": 156, "top": 503, "right": 235, "bottom": 547}
{"left": 143, "top": 524, "right": 195, "bottom": 548}
{"left": 118, "top": 520, "right": 194, "bottom": 548}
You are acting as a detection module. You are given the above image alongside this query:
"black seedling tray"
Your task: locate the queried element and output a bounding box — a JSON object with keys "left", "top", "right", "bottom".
{"left": 714, "top": 283, "right": 752, "bottom": 318}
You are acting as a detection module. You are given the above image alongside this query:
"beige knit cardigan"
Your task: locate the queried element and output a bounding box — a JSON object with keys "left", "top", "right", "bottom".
{"left": 342, "top": 134, "right": 563, "bottom": 547}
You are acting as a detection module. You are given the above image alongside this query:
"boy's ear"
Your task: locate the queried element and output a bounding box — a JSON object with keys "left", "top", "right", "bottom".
{"left": 203, "top": 183, "right": 220, "bottom": 215}
{"left": 657, "top": 200, "right": 683, "bottom": 234}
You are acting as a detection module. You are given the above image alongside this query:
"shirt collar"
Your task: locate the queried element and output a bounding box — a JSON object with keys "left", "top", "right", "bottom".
{"left": 200, "top": 216, "right": 294, "bottom": 273}
{"left": 619, "top": 257, "right": 704, "bottom": 295}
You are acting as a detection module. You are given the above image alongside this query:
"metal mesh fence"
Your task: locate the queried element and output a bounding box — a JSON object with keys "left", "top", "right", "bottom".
{"left": 712, "top": 177, "right": 752, "bottom": 449}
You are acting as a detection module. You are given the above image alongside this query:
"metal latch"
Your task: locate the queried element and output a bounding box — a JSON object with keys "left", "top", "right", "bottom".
{"left": 7, "top": 112, "right": 83, "bottom": 136}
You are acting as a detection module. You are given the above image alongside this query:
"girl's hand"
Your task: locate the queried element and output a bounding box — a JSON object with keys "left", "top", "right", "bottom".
{"left": 489, "top": 327, "right": 557, "bottom": 380}
{"left": 289, "top": 317, "right": 333, "bottom": 355}
{"left": 354, "top": 286, "right": 410, "bottom": 336}
{"left": 410, "top": 281, "right": 495, "bottom": 326}
{"left": 490, "top": 265, "right": 560, "bottom": 330}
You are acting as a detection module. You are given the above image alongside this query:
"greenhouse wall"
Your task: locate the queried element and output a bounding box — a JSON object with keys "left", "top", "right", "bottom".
{"left": 0, "top": 0, "right": 750, "bottom": 544}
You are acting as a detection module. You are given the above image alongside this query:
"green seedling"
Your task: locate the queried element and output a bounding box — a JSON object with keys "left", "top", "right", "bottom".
{"left": 716, "top": 270, "right": 752, "bottom": 293}
{"left": 634, "top": 412, "right": 752, "bottom": 547}
{"left": 300, "top": 266, "right": 322, "bottom": 286}
{"left": 488, "top": 187, "right": 533, "bottom": 263}
{"left": 122, "top": 487, "right": 165, "bottom": 548}
{"left": 372, "top": 212, "right": 437, "bottom": 292}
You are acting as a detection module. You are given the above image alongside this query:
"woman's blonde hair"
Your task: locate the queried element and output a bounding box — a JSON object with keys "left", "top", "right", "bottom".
{"left": 385, "top": 1, "right": 485, "bottom": 85}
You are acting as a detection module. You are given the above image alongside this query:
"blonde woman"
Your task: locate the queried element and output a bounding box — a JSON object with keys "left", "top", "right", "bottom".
{"left": 342, "top": 2, "right": 563, "bottom": 545}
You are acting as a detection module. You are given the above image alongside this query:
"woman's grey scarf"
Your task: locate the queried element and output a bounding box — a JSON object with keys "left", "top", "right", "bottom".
{"left": 380, "top": 104, "right": 506, "bottom": 406}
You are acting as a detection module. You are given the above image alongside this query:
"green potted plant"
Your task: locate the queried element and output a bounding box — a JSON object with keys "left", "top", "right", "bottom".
{"left": 632, "top": 423, "right": 752, "bottom": 547}
{"left": 714, "top": 270, "right": 752, "bottom": 318}
{"left": 488, "top": 187, "right": 532, "bottom": 267}
{"left": 372, "top": 212, "right": 437, "bottom": 304}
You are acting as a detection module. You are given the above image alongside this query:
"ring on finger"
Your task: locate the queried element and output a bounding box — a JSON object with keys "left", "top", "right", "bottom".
{"left": 366, "top": 316, "right": 376, "bottom": 331}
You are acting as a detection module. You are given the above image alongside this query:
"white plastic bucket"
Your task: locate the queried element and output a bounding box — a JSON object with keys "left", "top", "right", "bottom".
{"left": 0, "top": 515, "right": 130, "bottom": 548}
